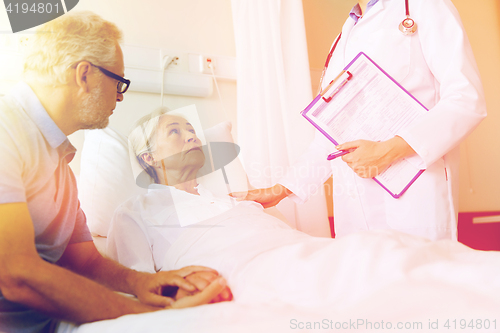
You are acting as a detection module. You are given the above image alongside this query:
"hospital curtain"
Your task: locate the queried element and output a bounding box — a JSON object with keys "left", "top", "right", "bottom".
{"left": 231, "top": 0, "right": 330, "bottom": 237}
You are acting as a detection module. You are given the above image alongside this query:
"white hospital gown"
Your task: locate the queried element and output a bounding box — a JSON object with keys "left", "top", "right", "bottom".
{"left": 106, "top": 183, "right": 264, "bottom": 272}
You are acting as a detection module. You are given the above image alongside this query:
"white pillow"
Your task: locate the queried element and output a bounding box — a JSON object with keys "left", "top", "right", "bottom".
{"left": 79, "top": 127, "right": 146, "bottom": 236}
{"left": 79, "top": 121, "right": 248, "bottom": 237}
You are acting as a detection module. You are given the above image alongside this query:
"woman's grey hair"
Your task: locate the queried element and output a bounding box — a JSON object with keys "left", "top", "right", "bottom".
{"left": 128, "top": 106, "right": 170, "bottom": 184}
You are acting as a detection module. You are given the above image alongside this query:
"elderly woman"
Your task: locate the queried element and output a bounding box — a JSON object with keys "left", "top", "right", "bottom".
{"left": 106, "top": 108, "right": 499, "bottom": 322}
{"left": 106, "top": 107, "right": 270, "bottom": 270}
{"left": 106, "top": 107, "right": 235, "bottom": 302}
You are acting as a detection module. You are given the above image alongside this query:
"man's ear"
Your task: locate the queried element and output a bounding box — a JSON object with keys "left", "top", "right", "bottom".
{"left": 74, "top": 61, "right": 93, "bottom": 93}
{"left": 141, "top": 153, "right": 156, "bottom": 167}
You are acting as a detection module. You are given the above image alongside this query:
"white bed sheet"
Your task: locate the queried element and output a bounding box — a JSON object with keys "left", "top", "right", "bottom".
{"left": 72, "top": 206, "right": 500, "bottom": 332}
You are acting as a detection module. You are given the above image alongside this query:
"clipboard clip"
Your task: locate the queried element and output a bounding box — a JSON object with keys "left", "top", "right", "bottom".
{"left": 320, "top": 70, "right": 353, "bottom": 103}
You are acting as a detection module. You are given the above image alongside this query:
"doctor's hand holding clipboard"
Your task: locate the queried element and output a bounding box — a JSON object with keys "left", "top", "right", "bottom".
{"left": 232, "top": 0, "right": 486, "bottom": 241}
{"left": 329, "top": 137, "right": 416, "bottom": 179}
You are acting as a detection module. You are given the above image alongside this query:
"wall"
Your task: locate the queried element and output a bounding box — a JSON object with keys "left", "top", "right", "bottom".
{"left": 454, "top": 0, "right": 500, "bottom": 212}
{"left": 303, "top": 0, "right": 500, "bottom": 214}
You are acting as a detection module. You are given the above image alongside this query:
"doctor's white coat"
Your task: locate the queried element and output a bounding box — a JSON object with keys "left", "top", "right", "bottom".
{"left": 280, "top": 0, "right": 486, "bottom": 240}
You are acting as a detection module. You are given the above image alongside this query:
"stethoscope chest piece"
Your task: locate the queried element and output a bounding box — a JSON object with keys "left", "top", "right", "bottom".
{"left": 399, "top": 16, "right": 417, "bottom": 35}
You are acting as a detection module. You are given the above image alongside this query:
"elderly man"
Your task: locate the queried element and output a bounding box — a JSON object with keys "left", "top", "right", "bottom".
{"left": 0, "top": 11, "right": 230, "bottom": 332}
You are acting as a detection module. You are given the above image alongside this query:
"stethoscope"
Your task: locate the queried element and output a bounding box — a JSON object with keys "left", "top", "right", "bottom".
{"left": 399, "top": 0, "right": 418, "bottom": 35}
{"left": 318, "top": 0, "right": 417, "bottom": 93}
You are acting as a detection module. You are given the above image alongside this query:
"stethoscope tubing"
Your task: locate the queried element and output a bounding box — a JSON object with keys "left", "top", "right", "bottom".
{"left": 318, "top": 0, "right": 417, "bottom": 94}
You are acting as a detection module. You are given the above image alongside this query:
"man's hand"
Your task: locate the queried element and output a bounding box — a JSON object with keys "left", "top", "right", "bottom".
{"left": 56, "top": 241, "right": 230, "bottom": 315}
{"left": 229, "top": 184, "right": 291, "bottom": 208}
{"left": 132, "top": 266, "right": 231, "bottom": 309}
{"left": 337, "top": 136, "right": 416, "bottom": 178}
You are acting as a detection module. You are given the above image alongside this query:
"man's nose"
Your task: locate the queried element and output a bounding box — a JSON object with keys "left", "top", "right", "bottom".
{"left": 116, "top": 92, "right": 124, "bottom": 102}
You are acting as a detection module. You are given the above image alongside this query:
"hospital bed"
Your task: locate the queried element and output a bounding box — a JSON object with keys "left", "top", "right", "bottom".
{"left": 73, "top": 117, "right": 500, "bottom": 333}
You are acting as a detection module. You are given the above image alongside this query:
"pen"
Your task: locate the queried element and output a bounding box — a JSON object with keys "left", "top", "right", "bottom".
{"left": 327, "top": 150, "right": 351, "bottom": 160}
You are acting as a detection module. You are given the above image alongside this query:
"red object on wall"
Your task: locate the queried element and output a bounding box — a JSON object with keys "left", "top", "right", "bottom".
{"left": 329, "top": 216, "right": 335, "bottom": 238}
{"left": 458, "top": 211, "right": 500, "bottom": 251}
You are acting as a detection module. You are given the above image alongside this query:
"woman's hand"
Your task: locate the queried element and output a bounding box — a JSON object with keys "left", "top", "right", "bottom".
{"left": 337, "top": 136, "right": 416, "bottom": 178}
{"left": 174, "top": 271, "right": 233, "bottom": 305}
{"left": 229, "top": 184, "right": 292, "bottom": 208}
{"left": 132, "top": 266, "right": 229, "bottom": 309}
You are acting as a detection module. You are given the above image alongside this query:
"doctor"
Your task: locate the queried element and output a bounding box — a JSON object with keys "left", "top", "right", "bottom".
{"left": 231, "top": 0, "right": 486, "bottom": 241}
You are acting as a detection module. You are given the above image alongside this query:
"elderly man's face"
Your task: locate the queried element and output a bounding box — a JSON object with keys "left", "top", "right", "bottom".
{"left": 77, "top": 43, "right": 125, "bottom": 129}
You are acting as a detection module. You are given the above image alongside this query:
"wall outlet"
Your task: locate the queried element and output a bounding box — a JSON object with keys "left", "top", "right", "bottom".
{"left": 0, "top": 35, "right": 30, "bottom": 52}
{"left": 200, "top": 55, "right": 216, "bottom": 74}
{"left": 18, "top": 36, "right": 30, "bottom": 48}
{"left": 187, "top": 53, "right": 235, "bottom": 79}
{"left": 160, "top": 51, "right": 182, "bottom": 72}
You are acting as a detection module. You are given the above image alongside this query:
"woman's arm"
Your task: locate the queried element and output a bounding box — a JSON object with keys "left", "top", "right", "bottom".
{"left": 230, "top": 132, "right": 334, "bottom": 206}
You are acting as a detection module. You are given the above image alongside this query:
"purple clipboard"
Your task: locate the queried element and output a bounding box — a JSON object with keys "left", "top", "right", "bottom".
{"left": 301, "top": 52, "right": 426, "bottom": 199}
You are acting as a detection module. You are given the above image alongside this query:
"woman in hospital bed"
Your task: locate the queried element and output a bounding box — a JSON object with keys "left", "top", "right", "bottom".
{"left": 105, "top": 108, "right": 500, "bottom": 325}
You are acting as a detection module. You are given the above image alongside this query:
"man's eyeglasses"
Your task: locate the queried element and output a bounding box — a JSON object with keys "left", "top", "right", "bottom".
{"left": 91, "top": 64, "right": 131, "bottom": 94}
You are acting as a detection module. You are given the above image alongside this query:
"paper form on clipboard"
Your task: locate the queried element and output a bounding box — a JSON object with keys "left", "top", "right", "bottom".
{"left": 301, "top": 52, "right": 428, "bottom": 199}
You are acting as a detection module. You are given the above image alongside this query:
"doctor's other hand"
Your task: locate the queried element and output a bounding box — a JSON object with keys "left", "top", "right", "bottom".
{"left": 336, "top": 136, "right": 416, "bottom": 178}
{"left": 229, "top": 184, "right": 292, "bottom": 208}
{"left": 133, "top": 265, "right": 226, "bottom": 308}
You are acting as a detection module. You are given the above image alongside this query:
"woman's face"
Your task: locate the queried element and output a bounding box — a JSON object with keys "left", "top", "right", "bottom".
{"left": 151, "top": 114, "right": 205, "bottom": 172}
